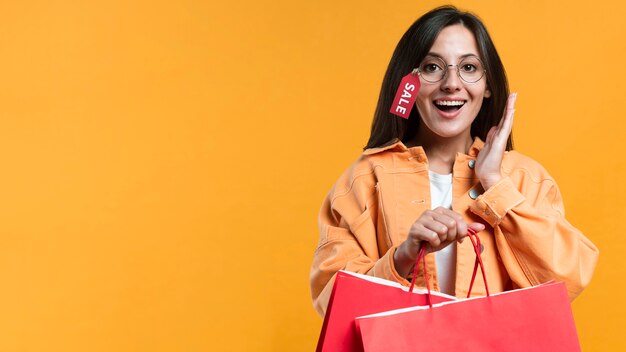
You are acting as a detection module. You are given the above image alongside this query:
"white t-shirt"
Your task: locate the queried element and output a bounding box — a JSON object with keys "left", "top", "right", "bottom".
{"left": 429, "top": 170, "right": 456, "bottom": 296}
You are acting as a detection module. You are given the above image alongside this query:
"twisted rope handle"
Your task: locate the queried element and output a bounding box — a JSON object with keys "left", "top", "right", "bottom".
{"left": 466, "top": 228, "right": 490, "bottom": 298}
{"left": 407, "top": 228, "right": 490, "bottom": 308}
{"left": 408, "top": 244, "right": 431, "bottom": 308}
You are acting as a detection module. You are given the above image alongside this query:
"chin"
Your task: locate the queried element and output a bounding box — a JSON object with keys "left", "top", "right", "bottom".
{"left": 426, "top": 121, "right": 472, "bottom": 139}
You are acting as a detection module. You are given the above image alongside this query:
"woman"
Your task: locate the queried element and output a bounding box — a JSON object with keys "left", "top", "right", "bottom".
{"left": 310, "top": 6, "right": 599, "bottom": 317}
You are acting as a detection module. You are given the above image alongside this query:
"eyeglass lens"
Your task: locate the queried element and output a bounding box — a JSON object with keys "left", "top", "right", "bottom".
{"left": 418, "top": 56, "right": 485, "bottom": 83}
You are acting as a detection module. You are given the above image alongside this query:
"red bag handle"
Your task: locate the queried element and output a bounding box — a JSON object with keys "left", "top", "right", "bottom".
{"left": 407, "top": 228, "right": 489, "bottom": 308}
{"left": 466, "top": 228, "right": 490, "bottom": 298}
{"left": 408, "top": 244, "right": 432, "bottom": 307}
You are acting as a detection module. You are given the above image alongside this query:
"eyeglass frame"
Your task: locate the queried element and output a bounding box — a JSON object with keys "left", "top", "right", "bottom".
{"left": 411, "top": 55, "right": 488, "bottom": 84}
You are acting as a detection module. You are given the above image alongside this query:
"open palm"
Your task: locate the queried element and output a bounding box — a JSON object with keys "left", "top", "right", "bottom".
{"left": 475, "top": 93, "right": 517, "bottom": 190}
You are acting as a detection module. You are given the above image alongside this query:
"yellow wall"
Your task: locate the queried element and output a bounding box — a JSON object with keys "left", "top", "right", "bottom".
{"left": 0, "top": 0, "right": 623, "bottom": 350}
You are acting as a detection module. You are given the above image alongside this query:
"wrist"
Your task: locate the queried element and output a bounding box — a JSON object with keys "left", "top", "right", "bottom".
{"left": 480, "top": 174, "right": 502, "bottom": 190}
{"left": 393, "top": 243, "right": 416, "bottom": 278}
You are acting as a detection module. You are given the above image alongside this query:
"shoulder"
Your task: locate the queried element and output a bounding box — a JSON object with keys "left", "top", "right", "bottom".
{"left": 327, "top": 145, "right": 415, "bottom": 210}
{"left": 330, "top": 158, "right": 376, "bottom": 198}
{"left": 331, "top": 142, "right": 412, "bottom": 196}
{"left": 329, "top": 154, "right": 382, "bottom": 202}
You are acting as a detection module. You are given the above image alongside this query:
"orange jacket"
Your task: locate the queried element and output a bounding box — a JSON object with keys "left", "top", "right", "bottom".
{"left": 310, "top": 138, "right": 599, "bottom": 317}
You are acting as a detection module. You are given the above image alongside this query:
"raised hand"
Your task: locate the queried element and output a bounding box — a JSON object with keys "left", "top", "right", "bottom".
{"left": 474, "top": 93, "right": 517, "bottom": 190}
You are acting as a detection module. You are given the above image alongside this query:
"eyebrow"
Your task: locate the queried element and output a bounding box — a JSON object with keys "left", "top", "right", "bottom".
{"left": 426, "top": 52, "right": 481, "bottom": 60}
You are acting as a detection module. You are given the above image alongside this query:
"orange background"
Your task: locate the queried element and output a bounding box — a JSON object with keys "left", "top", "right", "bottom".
{"left": 0, "top": 0, "right": 623, "bottom": 351}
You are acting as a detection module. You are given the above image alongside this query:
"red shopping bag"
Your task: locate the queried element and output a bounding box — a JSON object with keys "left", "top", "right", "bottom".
{"left": 355, "top": 232, "right": 581, "bottom": 351}
{"left": 316, "top": 270, "right": 455, "bottom": 352}
{"left": 356, "top": 281, "right": 579, "bottom": 351}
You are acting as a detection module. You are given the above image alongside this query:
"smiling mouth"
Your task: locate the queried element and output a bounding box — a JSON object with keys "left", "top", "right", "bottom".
{"left": 434, "top": 100, "right": 466, "bottom": 112}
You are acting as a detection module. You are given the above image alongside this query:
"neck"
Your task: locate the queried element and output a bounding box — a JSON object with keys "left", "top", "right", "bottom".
{"left": 411, "top": 129, "right": 473, "bottom": 174}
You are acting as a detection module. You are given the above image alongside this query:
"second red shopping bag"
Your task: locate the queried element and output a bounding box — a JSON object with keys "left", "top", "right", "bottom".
{"left": 355, "top": 281, "right": 580, "bottom": 351}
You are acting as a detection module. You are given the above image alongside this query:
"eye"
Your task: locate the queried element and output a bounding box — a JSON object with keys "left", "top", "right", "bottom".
{"left": 420, "top": 59, "right": 444, "bottom": 73}
{"left": 459, "top": 56, "right": 483, "bottom": 73}
{"left": 423, "top": 63, "right": 441, "bottom": 72}
{"left": 460, "top": 63, "right": 477, "bottom": 73}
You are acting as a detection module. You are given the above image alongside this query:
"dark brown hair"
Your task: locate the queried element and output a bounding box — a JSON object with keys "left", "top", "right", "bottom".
{"left": 365, "top": 6, "right": 512, "bottom": 150}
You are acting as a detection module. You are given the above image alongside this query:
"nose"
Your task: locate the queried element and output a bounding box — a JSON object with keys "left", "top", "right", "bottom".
{"left": 440, "top": 65, "right": 462, "bottom": 92}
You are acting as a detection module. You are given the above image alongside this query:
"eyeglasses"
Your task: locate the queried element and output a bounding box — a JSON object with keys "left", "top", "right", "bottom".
{"left": 415, "top": 55, "right": 487, "bottom": 83}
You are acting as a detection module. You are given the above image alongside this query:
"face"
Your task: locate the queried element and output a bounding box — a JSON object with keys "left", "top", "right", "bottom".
{"left": 414, "top": 24, "right": 491, "bottom": 142}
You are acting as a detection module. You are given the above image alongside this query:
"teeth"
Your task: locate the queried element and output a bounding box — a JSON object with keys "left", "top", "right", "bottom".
{"left": 435, "top": 100, "right": 465, "bottom": 106}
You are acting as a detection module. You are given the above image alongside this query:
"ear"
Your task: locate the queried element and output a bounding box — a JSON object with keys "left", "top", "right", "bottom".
{"left": 484, "top": 87, "right": 492, "bottom": 98}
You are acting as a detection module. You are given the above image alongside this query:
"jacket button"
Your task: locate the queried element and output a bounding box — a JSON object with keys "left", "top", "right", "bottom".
{"left": 468, "top": 160, "right": 476, "bottom": 169}
{"left": 469, "top": 188, "right": 480, "bottom": 199}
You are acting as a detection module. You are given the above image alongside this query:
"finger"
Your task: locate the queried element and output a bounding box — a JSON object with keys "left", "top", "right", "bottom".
{"left": 485, "top": 125, "right": 497, "bottom": 145}
{"left": 455, "top": 216, "right": 469, "bottom": 238}
{"left": 432, "top": 208, "right": 469, "bottom": 244}
{"left": 432, "top": 206, "right": 457, "bottom": 215}
{"left": 434, "top": 207, "right": 468, "bottom": 234}
{"left": 451, "top": 217, "right": 468, "bottom": 243}
{"left": 409, "top": 222, "right": 440, "bottom": 248}
{"left": 496, "top": 112, "right": 505, "bottom": 131}
{"left": 421, "top": 217, "right": 450, "bottom": 245}
{"left": 498, "top": 114, "right": 514, "bottom": 141}
{"left": 433, "top": 207, "right": 466, "bottom": 239}
{"left": 429, "top": 212, "right": 458, "bottom": 243}
{"left": 496, "top": 92, "right": 517, "bottom": 132}
{"left": 499, "top": 93, "right": 517, "bottom": 138}
{"left": 507, "top": 92, "right": 517, "bottom": 111}
{"left": 468, "top": 222, "right": 486, "bottom": 233}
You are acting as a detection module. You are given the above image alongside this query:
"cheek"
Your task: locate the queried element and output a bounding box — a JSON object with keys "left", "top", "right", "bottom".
{"left": 415, "top": 86, "right": 434, "bottom": 108}
{"left": 470, "top": 82, "right": 489, "bottom": 99}
{"left": 414, "top": 93, "right": 430, "bottom": 116}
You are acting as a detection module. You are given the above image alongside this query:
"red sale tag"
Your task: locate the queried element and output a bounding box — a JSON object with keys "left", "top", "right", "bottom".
{"left": 389, "top": 70, "right": 420, "bottom": 119}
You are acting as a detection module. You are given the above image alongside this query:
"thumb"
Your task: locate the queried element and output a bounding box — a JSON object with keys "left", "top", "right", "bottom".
{"left": 468, "top": 222, "right": 486, "bottom": 233}
{"left": 458, "top": 222, "right": 486, "bottom": 244}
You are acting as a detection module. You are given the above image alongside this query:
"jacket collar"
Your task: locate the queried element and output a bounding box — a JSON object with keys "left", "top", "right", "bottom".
{"left": 363, "top": 137, "right": 485, "bottom": 158}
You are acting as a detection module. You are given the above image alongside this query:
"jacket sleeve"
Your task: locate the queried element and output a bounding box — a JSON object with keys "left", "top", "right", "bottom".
{"left": 469, "top": 167, "right": 599, "bottom": 300}
{"left": 310, "top": 170, "right": 409, "bottom": 317}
